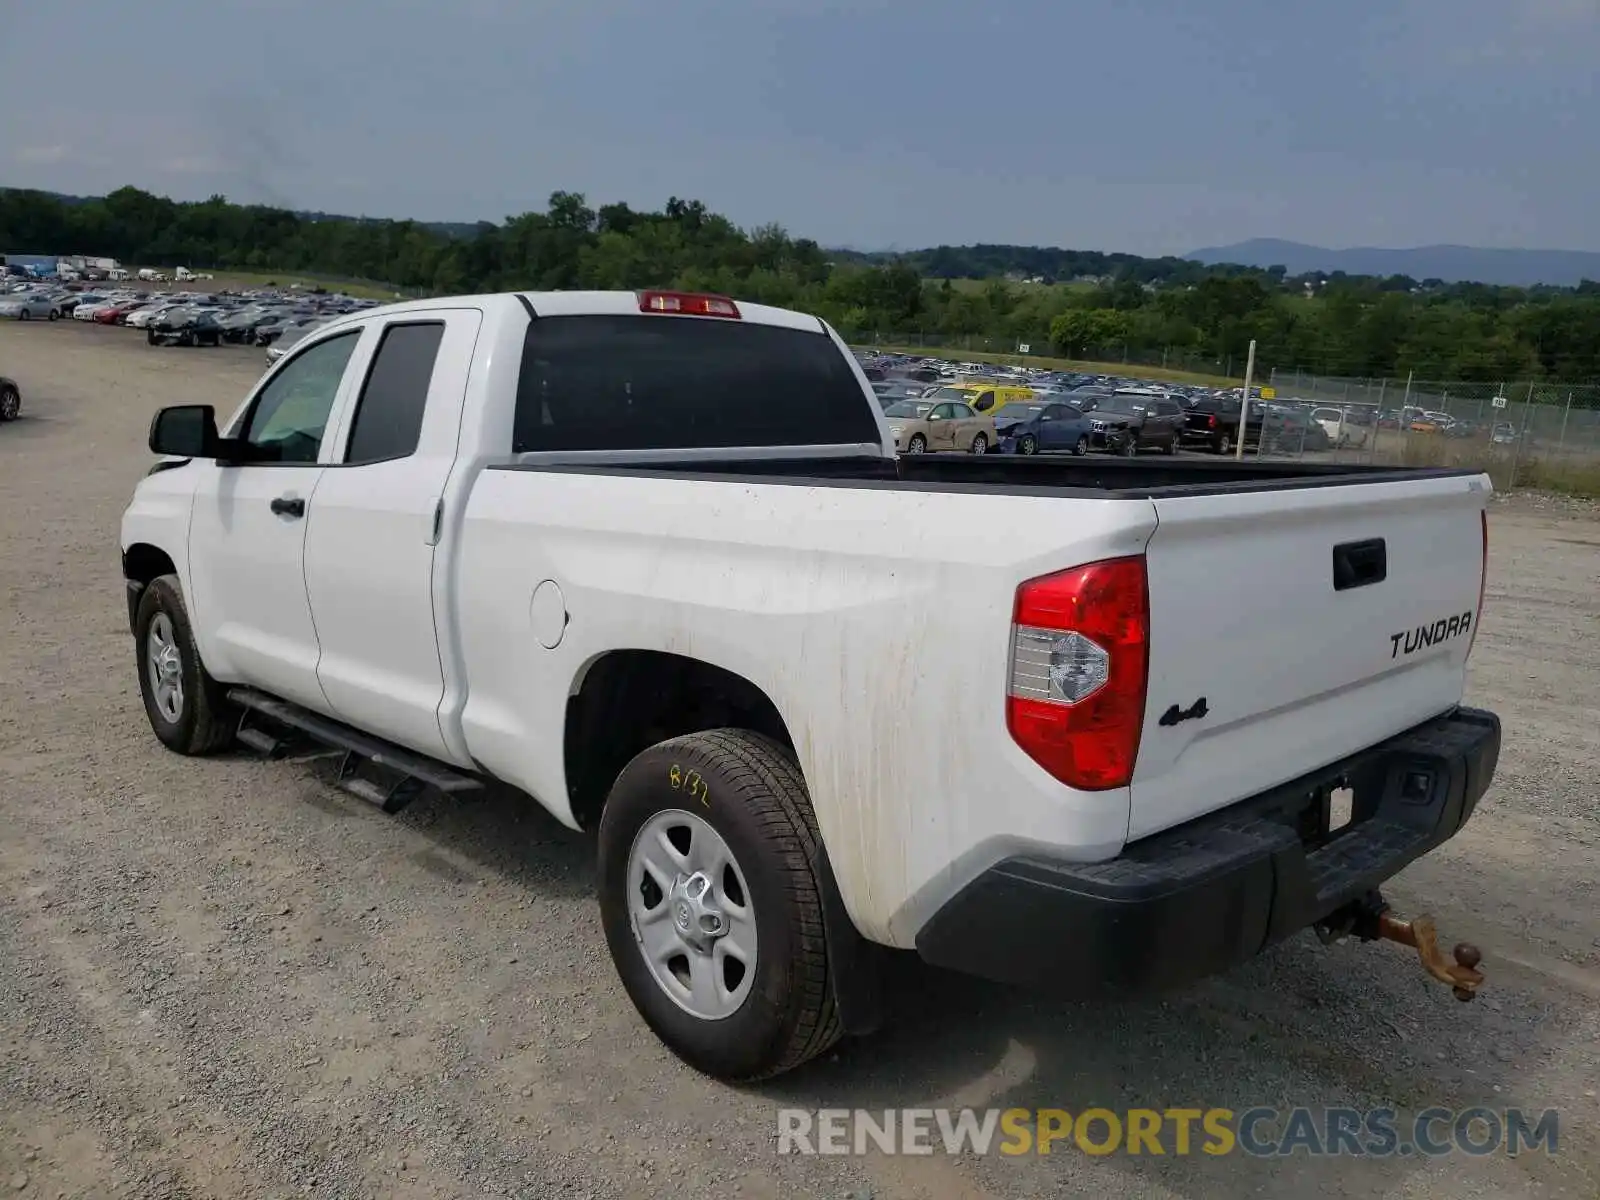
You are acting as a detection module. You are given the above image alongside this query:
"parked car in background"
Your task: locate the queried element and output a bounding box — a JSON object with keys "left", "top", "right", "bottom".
{"left": 884, "top": 398, "right": 995, "bottom": 454}
{"left": 72, "top": 295, "right": 118, "bottom": 321}
{"left": 148, "top": 308, "right": 224, "bottom": 347}
{"left": 920, "top": 383, "right": 1035, "bottom": 418}
{"left": 1259, "top": 406, "right": 1333, "bottom": 453}
{"left": 885, "top": 364, "right": 940, "bottom": 385}
{"left": 127, "top": 303, "right": 180, "bottom": 329}
{"left": 265, "top": 317, "right": 333, "bottom": 364}
{"left": 871, "top": 381, "right": 926, "bottom": 408}
{"left": 1311, "top": 407, "right": 1368, "bottom": 448}
{"left": 0, "top": 293, "right": 60, "bottom": 321}
{"left": 0, "top": 375, "right": 20, "bottom": 422}
{"left": 962, "top": 384, "right": 1034, "bottom": 417}
{"left": 995, "top": 400, "right": 1093, "bottom": 456}
{"left": 1090, "top": 391, "right": 1185, "bottom": 455}
{"left": 1179, "top": 392, "right": 1267, "bottom": 454}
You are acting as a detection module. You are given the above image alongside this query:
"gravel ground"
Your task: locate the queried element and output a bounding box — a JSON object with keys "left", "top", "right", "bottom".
{"left": 2, "top": 320, "right": 1597, "bottom": 1199}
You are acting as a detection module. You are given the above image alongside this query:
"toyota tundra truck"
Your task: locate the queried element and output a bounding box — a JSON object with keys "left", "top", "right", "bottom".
{"left": 121, "top": 289, "right": 1500, "bottom": 1080}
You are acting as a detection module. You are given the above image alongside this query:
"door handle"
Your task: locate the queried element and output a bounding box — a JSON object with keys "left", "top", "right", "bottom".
{"left": 1332, "top": 537, "right": 1386, "bottom": 591}
{"left": 270, "top": 496, "right": 306, "bottom": 519}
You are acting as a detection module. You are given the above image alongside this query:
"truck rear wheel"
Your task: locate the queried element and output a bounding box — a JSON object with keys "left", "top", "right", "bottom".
{"left": 134, "top": 575, "right": 237, "bottom": 755}
{"left": 597, "top": 729, "right": 841, "bottom": 1080}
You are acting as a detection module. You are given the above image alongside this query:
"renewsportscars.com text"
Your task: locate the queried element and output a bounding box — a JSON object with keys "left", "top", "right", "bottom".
{"left": 777, "top": 1106, "right": 1559, "bottom": 1158}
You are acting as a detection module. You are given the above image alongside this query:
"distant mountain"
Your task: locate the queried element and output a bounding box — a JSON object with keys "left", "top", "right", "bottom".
{"left": 1186, "top": 238, "right": 1600, "bottom": 288}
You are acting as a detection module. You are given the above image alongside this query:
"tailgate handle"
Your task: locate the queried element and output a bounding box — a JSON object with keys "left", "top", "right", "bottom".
{"left": 1332, "top": 538, "right": 1387, "bottom": 591}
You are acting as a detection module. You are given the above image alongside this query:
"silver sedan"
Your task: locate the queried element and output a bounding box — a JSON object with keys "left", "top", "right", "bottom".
{"left": 0, "top": 294, "right": 60, "bottom": 321}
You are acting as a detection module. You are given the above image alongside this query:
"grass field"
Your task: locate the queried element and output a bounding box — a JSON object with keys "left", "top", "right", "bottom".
{"left": 1394, "top": 431, "right": 1600, "bottom": 497}
{"left": 197, "top": 270, "right": 405, "bottom": 301}
{"left": 870, "top": 342, "right": 1239, "bottom": 388}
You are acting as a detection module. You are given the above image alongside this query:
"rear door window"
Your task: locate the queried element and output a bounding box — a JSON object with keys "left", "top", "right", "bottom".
{"left": 512, "top": 315, "right": 880, "bottom": 452}
{"left": 344, "top": 322, "right": 446, "bottom": 464}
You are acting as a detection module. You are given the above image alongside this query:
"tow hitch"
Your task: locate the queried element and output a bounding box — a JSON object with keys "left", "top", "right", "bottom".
{"left": 1317, "top": 891, "right": 1485, "bottom": 1001}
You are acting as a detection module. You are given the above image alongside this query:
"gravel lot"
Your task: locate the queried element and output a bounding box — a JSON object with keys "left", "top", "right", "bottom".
{"left": 2, "top": 319, "right": 1597, "bottom": 1199}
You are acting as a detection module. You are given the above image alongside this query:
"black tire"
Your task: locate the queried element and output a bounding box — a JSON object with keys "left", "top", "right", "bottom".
{"left": 1073, "top": 434, "right": 1090, "bottom": 456}
{"left": 134, "top": 575, "right": 237, "bottom": 756}
{"left": 147, "top": 328, "right": 158, "bottom": 345}
{"left": 47, "top": 310, "right": 58, "bottom": 322}
{"left": 906, "top": 434, "right": 926, "bottom": 455}
{"left": 18, "top": 310, "right": 29, "bottom": 322}
{"left": 1017, "top": 434, "right": 1037, "bottom": 455}
{"left": 0, "top": 383, "right": 19, "bottom": 422}
{"left": 598, "top": 729, "right": 842, "bottom": 1081}
{"left": 1119, "top": 432, "right": 1138, "bottom": 456}
{"left": 1216, "top": 432, "right": 1233, "bottom": 455}
{"left": 969, "top": 432, "right": 988, "bottom": 454}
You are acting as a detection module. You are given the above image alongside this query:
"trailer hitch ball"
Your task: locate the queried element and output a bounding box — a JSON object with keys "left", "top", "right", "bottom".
{"left": 1449, "top": 942, "right": 1484, "bottom": 1002}
{"left": 1375, "top": 912, "right": 1486, "bottom": 1002}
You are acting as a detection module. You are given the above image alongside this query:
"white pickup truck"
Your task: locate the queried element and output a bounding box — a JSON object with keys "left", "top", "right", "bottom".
{"left": 122, "top": 290, "right": 1501, "bottom": 1080}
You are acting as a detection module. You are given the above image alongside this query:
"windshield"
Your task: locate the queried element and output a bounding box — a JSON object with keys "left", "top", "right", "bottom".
{"left": 1095, "top": 395, "right": 1143, "bottom": 415}
{"left": 884, "top": 401, "right": 934, "bottom": 418}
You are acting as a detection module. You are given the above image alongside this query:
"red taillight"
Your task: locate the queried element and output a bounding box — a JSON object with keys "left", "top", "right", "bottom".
{"left": 1207, "top": 413, "right": 1217, "bottom": 430}
{"left": 1467, "top": 509, "right": 1488, "bottom": 660}
{"left": 638, "top": 290, "right": 741, "bottom": 319}
{"left": 1007, "top": 556, "right": 1150, "bottom": 791}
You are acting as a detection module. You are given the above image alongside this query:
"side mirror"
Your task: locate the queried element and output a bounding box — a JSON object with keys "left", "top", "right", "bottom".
{"left": 148, "top": 404, "right": 220, "bottom": 458}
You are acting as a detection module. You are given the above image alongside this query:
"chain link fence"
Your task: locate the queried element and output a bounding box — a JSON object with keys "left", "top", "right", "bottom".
{"left": 1256, "top": 374, "right": 1600, "bottom": 491}
{"left": 851, "top": 336, "right": 1600, "bottom": 492}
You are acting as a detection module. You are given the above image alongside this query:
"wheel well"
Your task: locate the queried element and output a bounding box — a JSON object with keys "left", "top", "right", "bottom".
{"left": 563, "top": 651, "right": 794, "bottom": 831}
{"left": 123, "top": 543, "right": 177, "bottom": 587}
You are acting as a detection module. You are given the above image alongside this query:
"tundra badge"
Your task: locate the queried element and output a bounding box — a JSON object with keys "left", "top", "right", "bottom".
{"left": 1390, "top": 611, "right": 1473, "bottom": 659}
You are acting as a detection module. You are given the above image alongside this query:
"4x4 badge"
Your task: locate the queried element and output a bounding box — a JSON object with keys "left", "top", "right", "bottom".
{"left": 1159, "top": 697, "right": 1209, "bottom": 727}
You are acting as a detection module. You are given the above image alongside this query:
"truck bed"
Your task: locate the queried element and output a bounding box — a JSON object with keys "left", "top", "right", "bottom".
{"left": 497, "top": 454, "right": 1480, "bottom": 498}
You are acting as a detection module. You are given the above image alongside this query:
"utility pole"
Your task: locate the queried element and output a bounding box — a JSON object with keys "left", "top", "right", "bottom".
{"left": 1510, "top": 382, "right": 1536, "bottom": 487}
{"left": 1399, "top": 371, "right": 1414, "bottom": 459}
{"left": 1235, "top": 339, "right": 1257, "bottom": 461}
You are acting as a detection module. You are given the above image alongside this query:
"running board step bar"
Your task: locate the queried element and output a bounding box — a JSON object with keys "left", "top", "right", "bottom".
{"left": 227, "top": 687, "right": 483, "bottom": 812}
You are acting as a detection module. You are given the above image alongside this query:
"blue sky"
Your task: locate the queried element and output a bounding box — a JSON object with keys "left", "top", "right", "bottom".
{"left": 1, "top": 0, "right": 1595, "bottom": 255}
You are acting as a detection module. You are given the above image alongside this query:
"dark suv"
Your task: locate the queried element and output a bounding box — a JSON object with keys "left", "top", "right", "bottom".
{"left": 1179, "top": 393, "right": 1266, "bottom": 454}
{"left": 1088, "top": 391, "right": 1185, "bottom": 455}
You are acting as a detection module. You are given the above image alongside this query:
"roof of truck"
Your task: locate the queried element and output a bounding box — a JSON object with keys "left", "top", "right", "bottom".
{"left": 313, "top": 290, "right": 832, "bottom": 335}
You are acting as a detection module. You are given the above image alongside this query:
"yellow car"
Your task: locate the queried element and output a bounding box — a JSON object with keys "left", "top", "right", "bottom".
{"left": 923, "top": 383, "right": 1034, "bottom": 418}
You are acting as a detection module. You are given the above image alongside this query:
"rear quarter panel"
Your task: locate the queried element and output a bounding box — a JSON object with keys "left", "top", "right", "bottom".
{"left": 453, "top": 469, "right": 1157, "bottom": 945}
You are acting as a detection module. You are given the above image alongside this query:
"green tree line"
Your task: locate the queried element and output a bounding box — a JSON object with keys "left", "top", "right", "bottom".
{"left": 6, "top": 185, "right": 1600, "bottom": 384}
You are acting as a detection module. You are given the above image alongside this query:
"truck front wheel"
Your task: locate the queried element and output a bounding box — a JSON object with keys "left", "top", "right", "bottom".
{"left": 134, "top": 575, "right": 237, "bottom": 755}
{"left": 597, "top": 729, "right": 841, "bottom": 1080}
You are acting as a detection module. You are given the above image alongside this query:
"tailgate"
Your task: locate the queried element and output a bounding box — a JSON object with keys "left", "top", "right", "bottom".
{"left": 1130, "top": 474, "right": 1489, "bottom": 840}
